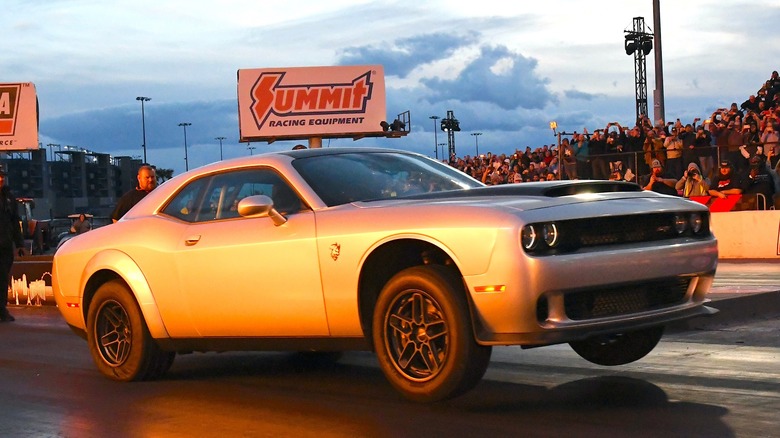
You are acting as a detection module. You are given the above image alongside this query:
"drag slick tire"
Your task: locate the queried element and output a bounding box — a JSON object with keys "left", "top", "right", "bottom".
{"left": 373, "top": 265, "right": 492, "bottom": 402}
{"left": 569, "top": 326, "right": 664, "bottom": 366}
{"left": 86, "top": 279, "right": 175, "bottom": 381}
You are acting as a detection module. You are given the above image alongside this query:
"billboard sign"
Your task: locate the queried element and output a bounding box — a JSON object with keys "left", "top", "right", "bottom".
{"left": 237, "top": 65, "right": 387, "bottom": 142}
{"left": 0, "top": 82, "right": 39, "bottom": 150}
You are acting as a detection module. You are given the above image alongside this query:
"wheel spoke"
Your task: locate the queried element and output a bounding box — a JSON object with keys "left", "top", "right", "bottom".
{"left": 388, "top": 313, "right": 412, "bottom": 336}
{"left": 411, "top": 293, "right": 426, "bottom": 325}
{"left": 426, "top": 319, "right": 448, "bottom": 341}
{"left": 397, "top": 341, "right": 418, "bottom": 369}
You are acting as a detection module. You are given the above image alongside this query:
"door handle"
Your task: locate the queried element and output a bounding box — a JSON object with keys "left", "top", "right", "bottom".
{"left": 184, "top": 235, "right": 201, "bottom": 246}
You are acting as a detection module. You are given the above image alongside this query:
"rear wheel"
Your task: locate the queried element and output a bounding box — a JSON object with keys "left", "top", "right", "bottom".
{"left": 372, "top": 265, "right": 492, "bottom": 402}
{"left": 569, "top": 326, "right": 664, "bottom": 366}
{"left": 86, "top": 279, "right": 175, "bottom": 381}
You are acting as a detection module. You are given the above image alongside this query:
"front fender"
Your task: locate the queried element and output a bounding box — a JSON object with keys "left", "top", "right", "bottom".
{"left": 82, "top": 249, "right": 170, "bottom": 339}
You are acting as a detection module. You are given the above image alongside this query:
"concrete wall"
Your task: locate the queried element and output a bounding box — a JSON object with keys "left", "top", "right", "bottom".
{"left": 711, "top": 210, "right": 780, "bottom": 259}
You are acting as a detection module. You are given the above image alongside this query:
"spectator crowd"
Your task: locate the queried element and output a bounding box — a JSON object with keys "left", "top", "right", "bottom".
{"left": 447, "top": 71, "right": 780, "bottom": 209}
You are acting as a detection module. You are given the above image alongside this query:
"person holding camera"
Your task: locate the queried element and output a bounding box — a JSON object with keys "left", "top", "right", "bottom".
{"left": 675, "top": 162, "right": 710, "bottom": 198}
{"left": 642, "top": 159, "right": 678, "bottom": 196}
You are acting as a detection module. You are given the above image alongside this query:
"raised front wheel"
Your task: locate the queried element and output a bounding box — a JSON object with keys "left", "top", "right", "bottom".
{"left": 569, "top": 326, "right": 664, "bottom": 366}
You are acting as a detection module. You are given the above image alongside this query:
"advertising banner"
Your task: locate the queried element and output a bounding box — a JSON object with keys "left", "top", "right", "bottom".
{"left": 237, "top": 65, "right": 387, "bottom": 142}
{"left": 0, "top": 82, "right": 39, "bottom": 151}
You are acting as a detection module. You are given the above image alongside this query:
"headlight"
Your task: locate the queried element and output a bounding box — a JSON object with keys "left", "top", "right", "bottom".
{"left": 542, "top": 223, "right": 559, "bottom": 247}
{"left": 673, "top": 214, "right": 687, "bottom": 234}
{"left": 521, "top": 225, "right": 538, "bottom": 250}
{"left": 689, "top": 212, "right": 703, "bottom": 234}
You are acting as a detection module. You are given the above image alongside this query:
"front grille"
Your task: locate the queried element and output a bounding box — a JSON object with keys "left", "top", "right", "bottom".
{"left": 562, "top": 277, "right": 690, "bottom": 321}
{"left": 564, "top": 213, "right": 708, "bottom": 250}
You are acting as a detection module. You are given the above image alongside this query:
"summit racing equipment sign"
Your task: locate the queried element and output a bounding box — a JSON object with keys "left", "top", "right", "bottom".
{"left": 0, "top": 82, "right": 39, "bottom": 151}
{"left": 237, "top": 65, "right": 387, "bottom": 142}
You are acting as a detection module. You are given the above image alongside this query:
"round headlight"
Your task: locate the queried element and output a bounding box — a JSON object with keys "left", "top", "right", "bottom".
{"left": 542, "top": 223, "right": 559, "bottom": 247}
{"left": 673, "top": 214, "right": 687, "bottom": 234}
{"left": 521, "top": 225, "right": 538, "bottom": 250}
{"left": 689, "top": 213, "right": 703, "bottom": 234}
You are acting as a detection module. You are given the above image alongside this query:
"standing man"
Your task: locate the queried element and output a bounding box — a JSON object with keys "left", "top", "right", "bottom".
{"left": 111, "top": 165, "right": 157, "bottom": 223}
{"left": 0, "top": 168, "right": 26, "bottom": 322}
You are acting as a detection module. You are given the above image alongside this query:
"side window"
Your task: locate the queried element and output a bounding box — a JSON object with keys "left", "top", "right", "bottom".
{"left": 161, "top": 168, "right": 305, "bottom": 223}
{"left": 161, "top": 177, "right": 208, "bottom": 222}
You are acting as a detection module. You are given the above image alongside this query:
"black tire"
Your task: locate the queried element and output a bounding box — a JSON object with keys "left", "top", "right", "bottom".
{"left": 569, "top": 326, "right": 665, "bottom": 366}
{"left": 372, "top": 265, "right": 492, "bottom": 402}
{"left": 86, "top": 279, "right": 175, "bottom": 381}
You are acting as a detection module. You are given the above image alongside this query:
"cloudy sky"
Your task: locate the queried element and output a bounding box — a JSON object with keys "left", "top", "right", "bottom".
{"left": 4, "top": 0, "right": 779, "bottom": 175}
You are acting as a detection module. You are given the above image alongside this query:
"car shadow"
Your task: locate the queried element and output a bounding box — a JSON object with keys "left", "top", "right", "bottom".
{"left": 157, "top": 351, "right": 734, "bottom": 437}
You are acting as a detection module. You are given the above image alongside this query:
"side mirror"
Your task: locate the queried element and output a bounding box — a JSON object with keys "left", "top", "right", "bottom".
{"left": 237, "top": 195, "right": 287, "bottom": 226}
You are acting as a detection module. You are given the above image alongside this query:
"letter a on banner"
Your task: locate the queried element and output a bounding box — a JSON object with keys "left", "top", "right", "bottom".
{"left": 0, "top": 82, "right": 39, "bottom": 151}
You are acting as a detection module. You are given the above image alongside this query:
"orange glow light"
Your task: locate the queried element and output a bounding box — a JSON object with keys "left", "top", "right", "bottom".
{"left": 474, "top": 285, "right": 506, "bottom": 293}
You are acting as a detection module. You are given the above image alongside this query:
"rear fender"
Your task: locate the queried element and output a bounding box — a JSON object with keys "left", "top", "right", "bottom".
{"left": 82, "top": 249, "right": 170, "bottom": 339}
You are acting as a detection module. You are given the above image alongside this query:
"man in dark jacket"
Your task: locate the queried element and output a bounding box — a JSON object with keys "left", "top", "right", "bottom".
{"left": 0, "top": 169, "right": 26, "bottom": 322}
{"left": 111, "top": 165, "right": 157, "bottom": 222}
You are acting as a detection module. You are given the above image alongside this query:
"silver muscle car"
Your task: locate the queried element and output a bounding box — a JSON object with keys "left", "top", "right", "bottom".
{"left": 53, "top": 147, "right": 718, "bottom": 402}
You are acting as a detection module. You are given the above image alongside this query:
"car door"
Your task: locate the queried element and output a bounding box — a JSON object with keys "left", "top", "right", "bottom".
{"left": 167, "top": 167, "right": 328, "bottom": 337}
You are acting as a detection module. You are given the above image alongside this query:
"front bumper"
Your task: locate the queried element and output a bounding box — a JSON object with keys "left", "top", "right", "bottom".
{"left": 466, "top": 237, "right": 718, "bottom": 346}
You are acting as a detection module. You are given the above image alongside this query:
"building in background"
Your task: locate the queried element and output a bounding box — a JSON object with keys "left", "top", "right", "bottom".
{"left": 1, "top": 149, "right": 143, "bottom": 219}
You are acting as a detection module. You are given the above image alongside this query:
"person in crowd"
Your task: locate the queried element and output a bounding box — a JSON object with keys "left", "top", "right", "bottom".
{"left": 761, "top": 121, "right": 779, "bottom": 169}
{"left": 694, "top": 125, "right": 715, "bottom": 180}
{"left": 743, "top": 120, "right": 761, "bottom": 147}
{"left": 588, "top": 129, "right": 609, "bottom": 180}
{"left": 111, "top": 165, "right": 157, "bottom": 222}
{"left": 708, "top": 160, "right": 745, "bottom": 199}
{"left": 70, "top": 213, "right": 92, "bottom": 234}
{"left": 572, "top": 131, "right": 591, "bottom": 179}
{"left": 481, "top": 158, "right": 505, "bottom": 185}
{"left": 741, "top": 95, "right": 761, "bottom": 114}
{"left": 0, "top": 168, "right": 26, "bottom": 322}
{"left": 624, "top": 124, "right": 645, "bottom": 178}
{"left": 643, "top": 129, "right": 665, "bottom": 173}
{"left": 727, "top": 102, "right": 745, "bottom": 122}
{"left": 743, "top": 155, "right": 776, "bottom": 209}
{"left": 680, "top": 123, "right": 697, "bottom": 168}
{"left": 641, "top": 159, "right": 678, "bottom": 196}
{"left": 561, "top": 138, "right": 578, "bottom": 180}
{"left": 664, "top": 126, "right": 684, "bottom": 179}
{"left": 675, "top": 162, "right": 710, "bottom": 198}
{"left": 724, "top": 121, "right": 747, "bottom": 174}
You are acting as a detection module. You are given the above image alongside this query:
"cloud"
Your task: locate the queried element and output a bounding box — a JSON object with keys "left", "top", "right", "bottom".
{"left": 564, "top": 89, "right": 605, "bottom": 101}
{"left": 337, "top": 32, "right": 480, "bottom": 78}
{"left": 421, "top": 45, "right": 554, "bottom": 110}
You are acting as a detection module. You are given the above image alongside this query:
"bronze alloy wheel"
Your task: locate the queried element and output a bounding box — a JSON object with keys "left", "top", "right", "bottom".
{"left": 383, "top": 289, "right": 449, "bottom": 382}
{"left": 373, "top": 265, "right": 491, "bottom": 402}
{"left": 94, "top": 299, "right": 133, "bottom": 367}
{"left": 87, "top": 279, "right": 175, "bottom": 381}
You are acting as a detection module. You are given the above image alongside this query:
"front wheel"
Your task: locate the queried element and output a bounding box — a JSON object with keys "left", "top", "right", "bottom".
{"left": 86, "top": 279, "right": 175, "bottom": 381}
{"left": 569, "top": 326, "right": 664, "bottom": 366}
{"left": 372, "top": 265, "right": 492, "bottom": 402}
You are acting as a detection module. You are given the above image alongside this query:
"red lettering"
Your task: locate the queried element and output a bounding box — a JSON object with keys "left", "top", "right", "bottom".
{"left": 249, "top": 72, "right": 373, "bottom": 128}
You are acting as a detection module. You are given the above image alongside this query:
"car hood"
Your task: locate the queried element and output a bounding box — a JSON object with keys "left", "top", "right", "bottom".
{"left": 353, "top": 180, "right": 679, "bottom": 212}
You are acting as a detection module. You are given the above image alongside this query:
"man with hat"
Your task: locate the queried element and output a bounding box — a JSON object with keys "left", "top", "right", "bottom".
{"left": 0, "top": 168, "right": 26, "bottom": 322}
{"left": 708, "top": 160, "right": 745, "bottom": 199}
{"left": 642, "top": 159, "right": 678, "bottom": 196}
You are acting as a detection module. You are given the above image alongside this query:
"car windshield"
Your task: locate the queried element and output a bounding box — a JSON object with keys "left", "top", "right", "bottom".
{"left": 292, "top": 151, "right": 482, "bottom": 206}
